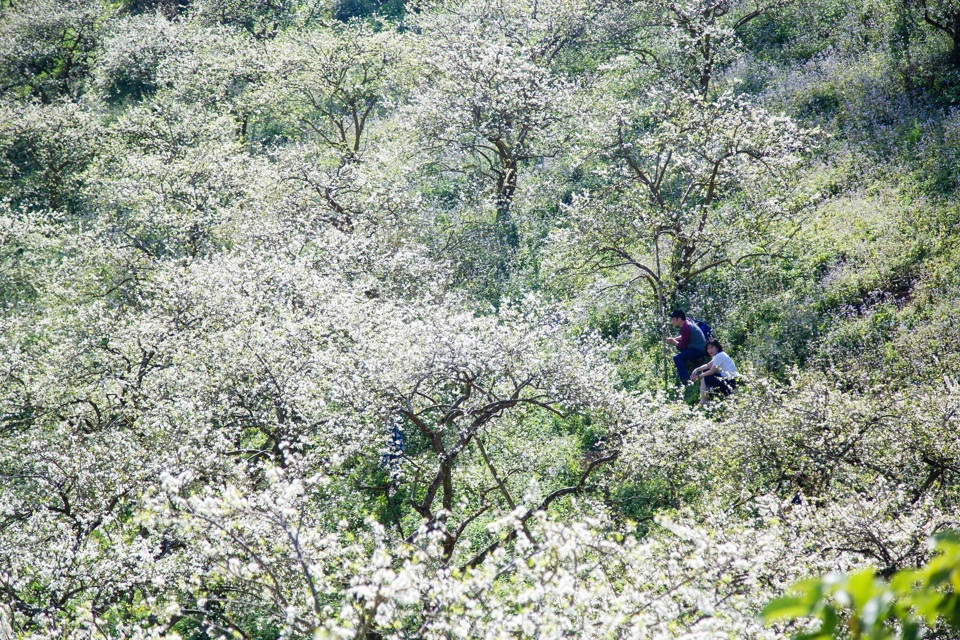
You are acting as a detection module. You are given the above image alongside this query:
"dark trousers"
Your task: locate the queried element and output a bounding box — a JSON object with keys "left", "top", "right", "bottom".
{"left": 703, "top": 373, "right": 736, "bottom": 395}
{"left": 673, "top": 348, "right": 705, "bottom": 382}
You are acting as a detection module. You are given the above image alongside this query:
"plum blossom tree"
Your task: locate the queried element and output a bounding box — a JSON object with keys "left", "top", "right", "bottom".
{"left": 91, "top": 12, "right": 184, "bottom": 103}
{"left": 407, "top": 0, "right": 611, "bottom": 254}
{"left": 637, "top": 0, "right": 795, "bottom": 96}
{"left": 548, "top": 85, "right": 813, "bottom": 319}
{"left": 256, "top": 20, "right": 407, "bottom": 238}
{"left": 147, "top": 480, "right": 816, "bottom": 639}
{"left": 266, "top": 21, "right": 400, "bottom": 156}
{"left": 0, "top": 100, "right": 102, "bottom": 214}
{"left": 539, "top": 0, "right": 813, "bottom": 347}
{"left": 84, "top": 99, "right": 272, "bottom": 258}
{"left": 0, "top": 0, "right": 108, "bottom": 100}
{"left": 151, "top": 23, "right": 274, "bottom": 139}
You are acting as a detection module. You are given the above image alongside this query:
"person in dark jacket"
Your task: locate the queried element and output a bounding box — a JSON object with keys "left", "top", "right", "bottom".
{"left": 664, "top": 309, "right": 706, "bottom": 384}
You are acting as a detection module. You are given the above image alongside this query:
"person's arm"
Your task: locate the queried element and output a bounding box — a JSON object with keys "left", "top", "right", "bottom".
{"left": 692, "top": 362, "right": 718, "bottom": 380}
{"left": 675, "top": 322, "right": 691, "bottom": 350}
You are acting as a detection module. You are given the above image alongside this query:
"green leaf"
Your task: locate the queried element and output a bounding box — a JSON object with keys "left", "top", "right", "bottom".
{"left": 889, "top": 569, "right": 920, "bottom": 595}
{"left": 901, "top": 620, "right": 921, "bottom": 640}
{"left": 761, "top": 596, "right": 816, "bottom": 623}
{"left": 820, "top": 604, "right": 839, "bottom": 634}
{"left": 846, "top": 569, "right": 879, "bottom": 608}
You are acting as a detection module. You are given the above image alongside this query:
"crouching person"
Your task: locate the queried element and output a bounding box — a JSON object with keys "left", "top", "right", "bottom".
{"left": 664, "top": 309, "right": 706, "bottom": 384}
{"left": 690, "top": 338, "right": 738, "bottom": 405}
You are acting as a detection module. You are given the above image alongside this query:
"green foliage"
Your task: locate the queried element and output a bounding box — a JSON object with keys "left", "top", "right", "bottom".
{"left": 610, "top": 475, "right": 698, "bottom": 537}
{"left": 738, "top": 0, "right": 849, "bottom": 63}
{"left": 762, "top": 531, "right": 960, "bottom": 639}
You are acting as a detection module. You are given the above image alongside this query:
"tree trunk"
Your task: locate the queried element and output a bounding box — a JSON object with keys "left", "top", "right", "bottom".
{"left": 495, "top": 156, "right": 519, "bottom": 249}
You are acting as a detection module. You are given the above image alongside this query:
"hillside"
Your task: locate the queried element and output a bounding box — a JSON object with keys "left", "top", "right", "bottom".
{"left": 1, "top": 0, "right": 959, "bottom": 638}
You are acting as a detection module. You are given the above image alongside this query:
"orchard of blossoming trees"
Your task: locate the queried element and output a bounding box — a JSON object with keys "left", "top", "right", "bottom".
{"left": 2, "top": 0, "right": 960, "bottom": 638}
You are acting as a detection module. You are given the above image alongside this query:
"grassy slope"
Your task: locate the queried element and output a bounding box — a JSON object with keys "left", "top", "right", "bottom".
{"left": 714, "top": 0, "right": 960, "bottom": 385}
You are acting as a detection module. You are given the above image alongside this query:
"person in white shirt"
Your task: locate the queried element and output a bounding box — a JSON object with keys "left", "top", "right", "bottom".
{"left": 690, "top": 338, "right": 738, "bottom": 405}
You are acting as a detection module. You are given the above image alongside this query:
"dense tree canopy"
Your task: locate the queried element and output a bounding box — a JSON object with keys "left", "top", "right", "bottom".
{"left": 2, "top": 0, "right": 960, "bottom": 638}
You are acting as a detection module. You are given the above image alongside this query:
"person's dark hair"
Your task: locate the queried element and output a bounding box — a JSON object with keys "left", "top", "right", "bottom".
{"left": 706, "top": 338, "right": 723, "bottom": 353}
{"left": 669, "top": 309, "right": 686, "bottom": 320}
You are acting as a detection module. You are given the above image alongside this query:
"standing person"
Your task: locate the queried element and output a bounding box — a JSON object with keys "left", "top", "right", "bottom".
{"left": 691, "top": 338, "right": 739, "bottom": 405}
{"left": 664, "top": 310, "right": 706, "bottom": 384}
